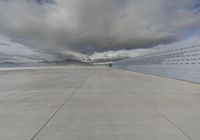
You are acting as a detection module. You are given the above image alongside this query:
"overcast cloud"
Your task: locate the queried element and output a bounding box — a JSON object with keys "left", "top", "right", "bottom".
{"left": 0, "top": 0, "right": 200, "bottom": 62}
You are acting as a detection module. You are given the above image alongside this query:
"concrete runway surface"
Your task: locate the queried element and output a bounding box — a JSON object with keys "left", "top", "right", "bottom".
{"left": 0, "top": 66, "right": 200, "bottom": 140}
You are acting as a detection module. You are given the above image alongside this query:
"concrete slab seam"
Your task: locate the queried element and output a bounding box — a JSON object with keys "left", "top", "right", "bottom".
{"left": 110, "top": 69, "right": 193, "bottom": 140}
{"left": 30, "top": 73, "right": 93, "bottom": 140}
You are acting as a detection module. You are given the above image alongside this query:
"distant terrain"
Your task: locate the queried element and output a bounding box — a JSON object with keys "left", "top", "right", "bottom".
{"left": 0, "top": 58, "right": 93, "bottom": 68}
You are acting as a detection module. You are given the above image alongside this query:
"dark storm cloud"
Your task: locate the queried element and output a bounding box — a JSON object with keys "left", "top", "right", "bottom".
{"left": 0, "top": 0, "right": 200, "bottom": 62}
{"left": 35, "top": 0, "right": 55, "bottom": 4}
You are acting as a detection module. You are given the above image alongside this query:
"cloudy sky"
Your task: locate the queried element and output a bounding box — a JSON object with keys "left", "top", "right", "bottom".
{"left": 0, "top": 0, "right": 200, "bottom": 63}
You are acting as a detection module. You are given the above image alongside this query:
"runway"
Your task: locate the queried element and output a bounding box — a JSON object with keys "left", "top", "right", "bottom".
{"left": 0, "top": 66, "right": 200, "bottom": 140}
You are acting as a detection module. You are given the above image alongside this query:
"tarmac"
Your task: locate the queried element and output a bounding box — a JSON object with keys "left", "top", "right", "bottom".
{"left": 0, "top": 66, "right": 200, "bottom": 140}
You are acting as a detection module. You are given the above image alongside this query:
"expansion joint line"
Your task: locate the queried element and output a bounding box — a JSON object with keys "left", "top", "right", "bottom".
{"left": 109, "top": 69, "right": 193, "bottom": 140}
{"left": 30, "top": 73, "right": 92, "bottom": 140}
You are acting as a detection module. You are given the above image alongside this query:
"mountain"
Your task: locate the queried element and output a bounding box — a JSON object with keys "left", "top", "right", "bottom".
{"left": 42, "top": 58, "right": 93, "bottom": 66}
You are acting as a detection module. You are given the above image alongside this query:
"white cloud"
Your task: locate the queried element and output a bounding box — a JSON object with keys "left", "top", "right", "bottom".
{"left": 0, "top": 0, "right": 200, "bottom": 62}
{"left": 153, "top": 35, "right": 200, "bottom": 51}
{"left": 0, "top": 34, "right": 55, "bottom": 63}
{"left": 89, "top": 49, "right": 154, "bottom": 62}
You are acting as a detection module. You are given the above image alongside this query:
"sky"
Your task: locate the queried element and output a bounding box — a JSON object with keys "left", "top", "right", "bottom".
{"left": 0, "top": 0, "right": 200, "bottom": 63}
